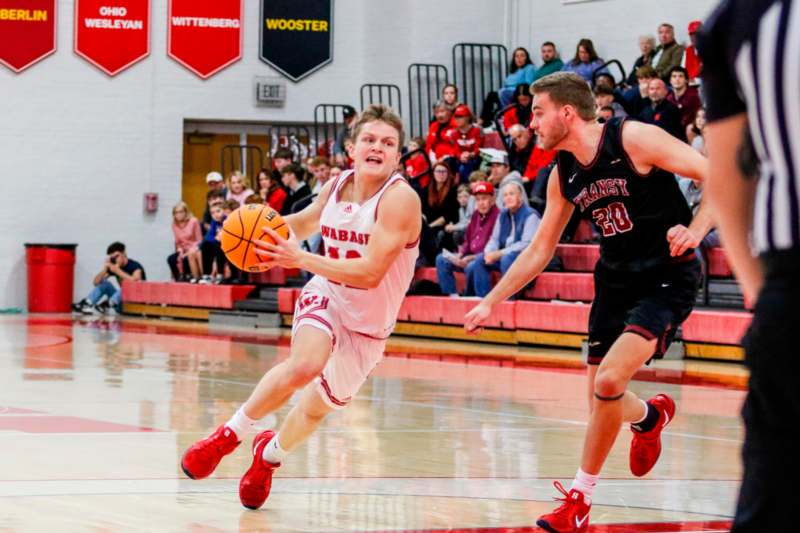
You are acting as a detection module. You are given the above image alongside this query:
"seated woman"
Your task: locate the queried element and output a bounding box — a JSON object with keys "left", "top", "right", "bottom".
{"left": 168, "top": 201, "right": 203, "bottom": 283}
{"left": 561, "top": 38, "right": 608, "bottom": 83}
{"left": 256, "top": 168, "right": 287, "bottom": 212}
{"left": 501, "top": 84, "right": 533, "bottom": 135}
{"left": 422, "top": 162, "right": 460, "bottom": 252}
{"left": 626, "top": 35, "right": 656, "bottom": 86}
{"left": 225, "top": 171, "right": 255, "bottom": 205}
{"left": 479, "top": 47, "right": 536, "bottom": 125}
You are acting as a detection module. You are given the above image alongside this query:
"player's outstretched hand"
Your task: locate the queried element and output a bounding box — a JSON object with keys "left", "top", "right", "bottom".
{"left": 666, "top": 224, "right": 701, "bottom": 257}
{"left": 253, "top": 226, "right": 303, "bottom": 269}
{"left": 464, "top": 301, "right": 491, "bottom": 335}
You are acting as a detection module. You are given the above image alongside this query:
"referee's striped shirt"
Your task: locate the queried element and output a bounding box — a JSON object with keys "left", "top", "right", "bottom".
{"left": 699, "top": 0, "right": 800, "bottom": 253}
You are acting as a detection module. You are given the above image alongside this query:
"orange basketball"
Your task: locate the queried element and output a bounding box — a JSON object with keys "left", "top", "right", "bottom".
{"left": 220, "top": 204, "right": 289, "bottom": 272}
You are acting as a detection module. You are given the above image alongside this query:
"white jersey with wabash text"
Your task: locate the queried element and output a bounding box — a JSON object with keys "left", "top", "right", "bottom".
{"left": 313, "top": 170, "right": 418, "bottom": 337}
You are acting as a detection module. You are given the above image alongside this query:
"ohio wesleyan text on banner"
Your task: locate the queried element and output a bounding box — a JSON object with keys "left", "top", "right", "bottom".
{"left": 74, "top": 0, "right": 150, "bottom": 76}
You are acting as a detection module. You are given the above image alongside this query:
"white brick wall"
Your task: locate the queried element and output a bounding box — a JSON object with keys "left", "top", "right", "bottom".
{"left": 1, "top": 0, "right": 719, "bottom": 309}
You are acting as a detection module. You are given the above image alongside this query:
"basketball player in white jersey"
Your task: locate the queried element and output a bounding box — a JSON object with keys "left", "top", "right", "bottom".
{"left": 180, "top": 104, "right": 421, "bottom": 510}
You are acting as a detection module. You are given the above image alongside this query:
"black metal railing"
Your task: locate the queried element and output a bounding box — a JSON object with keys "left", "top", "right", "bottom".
{"left": 266, "top": 124, "right": 312, "bottom": 162}
{"left": 221, "top": 145, "right": 264, "bottom": 181}
{"left": 313, "top": 104, "right": 355, "bottom": 159}
{"left": 407, "top": 63, "right": 449, "bottom": 138}
{"left": 360, "top": 83, "right": 403, "bottom": 115}
{"left": 452, "top": 43, "right": 507, "bottom": 118}
{"left": 593, "top": 59, "right": 627, "bottom": 88}
{"left": 493, "top": 103, "right": 518, "bottom": 149}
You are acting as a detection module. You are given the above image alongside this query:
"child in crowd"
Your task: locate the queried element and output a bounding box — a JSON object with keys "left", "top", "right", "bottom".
{"left": 444, "top": 183, "right": 475, "bottom": 247}
{"left": 404, "top": 136, "right": 430, "bottom": 193}
{"left": 452, "top": 104, "right": 482, "bottom": 182}
{"left": 169, "top": 201, "right": 203, "bottom": 282}
{"left": 200, "top": 202, "right": 227, "bottom": 284}
{"left": 203, "top": 190, "right": 226, "bottom": 234}
{"left": 244, "top": 194, "right": 263, "bottom": 205}
{"left": 223, "top": 199, "right": 240, "bottom": 217}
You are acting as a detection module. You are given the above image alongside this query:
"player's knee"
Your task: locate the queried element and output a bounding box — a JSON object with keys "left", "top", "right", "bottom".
{"left": 285, "top": 360, "right": 324, "bottom": 389}
{"left": 593, "top": 368, "right": 626, "bottom": 398}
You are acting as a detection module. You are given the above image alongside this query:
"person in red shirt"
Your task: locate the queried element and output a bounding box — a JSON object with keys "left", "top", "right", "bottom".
{"left": 683, "top": 20, "right": 703, "bottom": 85}
{"left": 404, "top": 136, "right": 430, "bottom": 193}
{"left": 666, "top": 66, "right": 702, "bottom": 131}
{"left": 425, "top": 101, "right": 458, "bottom": 164}
{"left": 501, "top": 84, "right": 533, "bottom": 134}
{"left": 508, "top": 124, "right": 556, "bottom": 188}
{"left": 452, "top": 104, "right": 483, "bottom": 182}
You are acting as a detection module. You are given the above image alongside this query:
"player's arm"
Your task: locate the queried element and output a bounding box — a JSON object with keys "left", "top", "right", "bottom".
{"left": 623, "top": 120, "right": 715, "bottom": 255}
{"left": 282, "top": 178, "right": 336, "bottom": 241}
{"left": 705, "top": 114, "right": 763, "bottom": 303}
{"left": 464, "top": 166, "right": 575, "bottom": 332}
{"left": 255, "top": 184, "right": 422, "bottom": 289}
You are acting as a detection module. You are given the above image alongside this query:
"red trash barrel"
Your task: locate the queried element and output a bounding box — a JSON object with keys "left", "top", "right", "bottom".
{"left": 25, "top": 243, "right": 78, "bottom": 313}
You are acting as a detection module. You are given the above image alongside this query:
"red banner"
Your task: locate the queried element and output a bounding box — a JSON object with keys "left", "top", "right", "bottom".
{"left": 74, "top": 0, "right": 150, "bottom": 76}
{"left": 167, "top": 0, "right": 242, "bottom": 79}
{"left": 0, "top": 0, "right": 56, "bottom": 73}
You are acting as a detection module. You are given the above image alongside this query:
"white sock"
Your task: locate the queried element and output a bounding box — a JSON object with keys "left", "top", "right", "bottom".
{"left": 224, "top": 407, "right": 257, "bottom": 440}
{"left": 261, "top": 433, "right": 288, "bottom": 465}
{"left": 570, "top": 468, "right": 599, "bottom": 503}
{"left": 632, "top": 399, "right": 649, "bottom": 424}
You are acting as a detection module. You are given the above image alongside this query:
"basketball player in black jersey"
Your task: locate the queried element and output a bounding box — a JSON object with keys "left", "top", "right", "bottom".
{"left": 464, "top": 72, "right": 714, "bottom": 533}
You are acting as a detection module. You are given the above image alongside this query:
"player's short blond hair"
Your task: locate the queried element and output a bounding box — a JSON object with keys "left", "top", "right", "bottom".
{"left": 351, "top": 104, "right": 405, "bottom": 148}
{"left": 531, "top": 72, "right": 596, "bottom": 121}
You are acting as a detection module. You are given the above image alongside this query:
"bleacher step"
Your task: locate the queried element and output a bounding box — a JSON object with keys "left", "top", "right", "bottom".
{"left": 234, "top": 298, "right": 279, "bottom": 313}
{"left": 209, "top": 310, "right": 281, "bottom": 328}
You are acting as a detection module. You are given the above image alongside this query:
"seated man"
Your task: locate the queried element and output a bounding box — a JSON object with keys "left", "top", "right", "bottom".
{"left": 508, "top": 124, "right": 556, "bottom": 190}
{"left": 465, "top": 181, "right": 539, "bottom": 297}
{"left": 435, "top": 182, "right": 500, "bottom": 296}
{"left": 74, "top": 242, "right": 146, "bottom": 315}
{"left": 280, "top": 163, "right": 313, "bottom": 215}
{"left": 638, "top": 78, "right": 684, "bottom": 140}
{"left": 481, "top": 149, "right": 524, "bottom": 207}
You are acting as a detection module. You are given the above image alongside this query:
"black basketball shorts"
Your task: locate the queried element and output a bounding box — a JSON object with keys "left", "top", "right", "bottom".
{"left": 587, "top": 256, "right": 702, "bottom": 365}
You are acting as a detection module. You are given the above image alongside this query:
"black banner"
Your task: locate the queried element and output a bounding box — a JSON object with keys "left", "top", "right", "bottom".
{"left": 259, "top": 0, "right": 332, "bottom": 82}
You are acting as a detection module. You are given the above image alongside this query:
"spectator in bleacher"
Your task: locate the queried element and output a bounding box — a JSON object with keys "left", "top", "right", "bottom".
{"left": 561, "top": 38, "right": 608, "bottom": 83}
{"left": 270, "top": 148, "right": 294, "bottom": 182}
{"left": 225, "top": 171, "right": 255, "bottom": 205}
{"left": 452, "top": 104, "right": 482, "bottom": 182}
{"left": 244, "top": 194, "right": 263, "bottom": 205}
{"left": 200, "top": 201, "right": 227, "bottom": 284}
{"left": 169, "top": 201, "right": 203, "bottom": 283}
{"left": 593, "top": 72, "right": 617, "bottom": 91}
{"left": 307, "top": 156, "right": 332, "bottom": 194}
{"left": 594, "top": 86, "right": 627, "bottom": 118}
{"left": 597, "top": 106, "right": 615, "bottom": 122}
{"left": 508, "top": 124, "right": 557, "bottom": 189}
{"left": 73, "top": 241, "right": 145, "bottom": 315}
{"left": 404, "top": 136, "right": 430, "bottom": 194}
{"left": 329, "top": 165, "right": 343, "bottom": 182}
{"left": 425, "top": 101, "right": 458, "bottom": 165}
{"left": 652, "top": 23, "right": 685, "bottom": 79}
{"left": 423, "top": 161, "right": 460, "bottom": 250}
{"left": 666, "top": 66, "right": 701, "bottom": 131}
{"left": 202, "top": 189, "right": 225, "bottom": 234}
{"left": 444, "top": 184, "right": 475, "bottom": 247}
{"left": 686, "top": 107, "right": 706, "bottom": 152}
{"left": 442, "top": 83, "right": 459, "bottom": 107}
{"left": 499, "top": 47, "right": 537, "bottom": 107}
{"left": 201, "top": 172, "right": 228, "bottom": 233}
{"left": 501, "top": 84, "right": 533, "bottom": 135}
{"left": 626, "top": 35, "right": 657, "bottom": 86}
{"left": 333, "top": 105, "right": 357, "bottom": 168}
{"left": 257, "top": 168, "right": 287, "bottom": 213}
{"left": 435, "top": 181, "right": 499, "bottom": 296}
{"left": 467, "top": 180, "right": 539, "bottom": 297}
{"left": 532, "top": 42, "right": 564, "bottom": 83}
{"left": 483, "top": 150, "right": 523, "bottom": 204}
{"left": 639, "top": 78, "right": 684, "bottom": 140}
{"left": 621, "top": 65, "right": 658, "bottom": 116}
{"left": 478, "top": 48, "right": 536, "bottom": 126}
{"left": 683, "top": 20, "right": 703, "bottom": 85}
{"left": 223, "top": 199, "right": 239, "bottom": 216}
{"left": 279, "top": 163, "right": 312, "bottom": 215}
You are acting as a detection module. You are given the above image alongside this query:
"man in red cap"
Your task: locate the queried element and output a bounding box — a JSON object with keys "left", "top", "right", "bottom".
{"left": 434, "top": 181, "right": 499, "bottom": 296}
{"left": 683, "top": 20, "right": 703, "bottom": 84}
{"left": 453, "top": 103, "right": 483, "bottom": 181}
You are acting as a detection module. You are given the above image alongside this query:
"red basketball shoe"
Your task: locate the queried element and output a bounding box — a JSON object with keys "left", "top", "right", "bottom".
{"left": 536, "top": 481, "right": 591, "bottom": 533}
{"left": 629, "top": 393, "right": 676, "bottom": 477}
{"left": 239, "top": 430, "right": 281, "bottom": 510}
{"left": 181, "top": 424, "right": 241, "bottom": 480}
